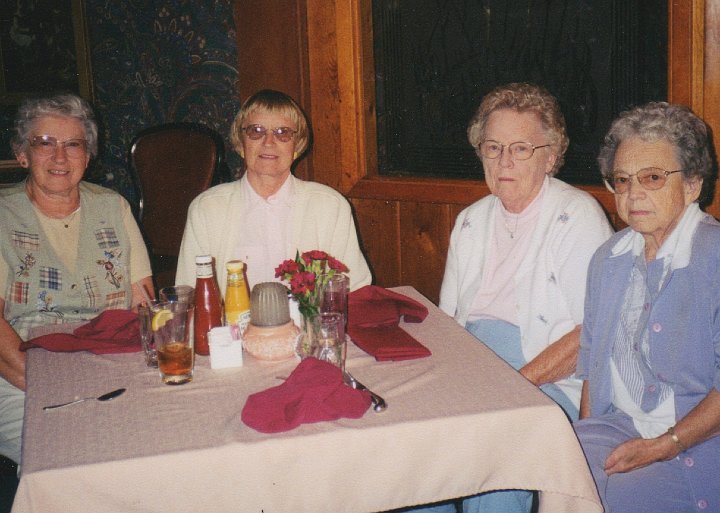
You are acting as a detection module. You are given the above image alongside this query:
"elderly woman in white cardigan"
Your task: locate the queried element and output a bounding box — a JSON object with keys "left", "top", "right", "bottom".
{"left": 176, "top": 89, "right": 371, "bottom": 292}
{"left": 420, "top": 83, "right": 613, "bottom": 513}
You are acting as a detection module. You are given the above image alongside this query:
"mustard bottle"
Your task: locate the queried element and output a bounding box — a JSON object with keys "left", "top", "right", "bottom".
{"left": 224, "top": 260, "right": 251, "bottom": 335}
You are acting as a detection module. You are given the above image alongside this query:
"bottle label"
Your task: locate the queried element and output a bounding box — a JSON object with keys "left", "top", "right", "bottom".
{"left": 238, "top": 310, "right": 251, "bottom": 335}
{"left": 226, "top": 308, "right": 251, "bottom": 335}
{"left": 196, "top": 262, "right": 214, "bottom": 278}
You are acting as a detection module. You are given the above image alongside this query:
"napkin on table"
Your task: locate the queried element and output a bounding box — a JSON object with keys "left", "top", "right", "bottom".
{"left": 241, "top": 357, "right": 371, "bottom": 433}
{"left": 347, "top": 285, "right": 431, "bottom": 361}
{"left": 19, "top": 310, "right": 141, "bottom": 354}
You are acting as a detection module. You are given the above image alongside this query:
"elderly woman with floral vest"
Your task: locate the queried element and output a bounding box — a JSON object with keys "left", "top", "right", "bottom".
{"left": 0, "top": 94, "right": 153, "bottom": 468}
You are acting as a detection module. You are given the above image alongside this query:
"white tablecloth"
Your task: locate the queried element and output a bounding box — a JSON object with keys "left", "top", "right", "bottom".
{"left": 12, "top": 286, "right": 601, "bottom": 513}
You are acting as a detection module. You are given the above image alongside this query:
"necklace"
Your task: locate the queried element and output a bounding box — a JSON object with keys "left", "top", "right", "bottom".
{"left": 503, "top": 214, "right": 519, "bottom": 239}
{"left": 58, "top": 207, "right": 81, "bottom": 228}
{"left": 25, "top": 182, "right": 81, "bottom": 228}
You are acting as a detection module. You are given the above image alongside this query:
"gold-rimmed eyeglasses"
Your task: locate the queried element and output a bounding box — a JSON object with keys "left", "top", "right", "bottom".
{"left": 478, "top": 140, "right": 551, "bottom": 161}
{"left": 29, "top": 135, "right": 88, "bottom": 158}
{"left": 604, "top": 168, "right": 684, "bottom": 194}
{"left": 241, "top": 124, "right": 296, "bottom": 143}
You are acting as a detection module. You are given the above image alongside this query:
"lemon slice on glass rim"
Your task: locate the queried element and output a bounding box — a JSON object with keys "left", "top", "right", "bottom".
{"left": 151, "top": 309, "right": 174, "bottom": 331}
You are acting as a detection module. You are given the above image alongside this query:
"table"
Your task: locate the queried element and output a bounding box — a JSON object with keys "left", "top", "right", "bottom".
{"left": 12, "top": 287, "right": 602, "bottom": 513}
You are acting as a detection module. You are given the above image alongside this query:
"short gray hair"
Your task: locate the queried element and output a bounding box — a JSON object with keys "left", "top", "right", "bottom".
{"left": 598, "top": 101, "right": 714, "bottom": 203}
{"left": 467, "top": 82, "right": 569, "bottom": 175}
{"left": 11, "top": 94, "right": 98, "bottom": 158}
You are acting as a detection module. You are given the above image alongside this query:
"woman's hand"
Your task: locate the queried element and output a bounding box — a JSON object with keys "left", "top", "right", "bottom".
{"left": 604, "top": 389, "right": 720, "bottom": 475}
{"left": 604, "top": 435, "right": 677, "bottom": 475}
{"left": 0, "top": 299, "right": 27, "bottom": 391}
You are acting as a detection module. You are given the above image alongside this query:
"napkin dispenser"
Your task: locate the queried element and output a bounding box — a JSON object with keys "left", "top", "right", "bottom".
{"left": 208, "top": 326, "right": 243, "bottom": 369}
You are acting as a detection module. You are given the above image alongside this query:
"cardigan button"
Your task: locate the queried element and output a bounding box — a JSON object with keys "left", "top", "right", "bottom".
{"left": 684, "top": 457, "right": 694, "bottom": 467}
{"left": 652, "top": 322, "right": 662, "bottom": 333}
{"left": 697, "top": 499, "right": 708, "bottom": 509}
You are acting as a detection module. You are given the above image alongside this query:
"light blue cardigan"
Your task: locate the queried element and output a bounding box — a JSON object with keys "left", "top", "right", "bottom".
{"left": 578, "top": 214, "right": 720, "bottom": 503}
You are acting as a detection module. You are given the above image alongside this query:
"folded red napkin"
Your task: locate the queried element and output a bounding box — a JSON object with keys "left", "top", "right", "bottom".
{"left": 347, "top": 286, "right": 431, "bottom": 361}
{"left": 19, "top": 310, "right": 141, "bottom": 354}
{"left": 241, "top": 358, "right": 371, "bottom": 433}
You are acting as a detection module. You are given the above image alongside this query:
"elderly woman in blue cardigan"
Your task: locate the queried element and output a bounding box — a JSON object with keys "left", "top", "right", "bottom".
{"left": 575, "top": 102, "right": 720, "bottom": 513}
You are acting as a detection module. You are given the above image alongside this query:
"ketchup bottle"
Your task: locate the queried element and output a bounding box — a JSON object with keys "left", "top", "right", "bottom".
{"left": 193, "top": 255, "right": 223, "bottom": 355}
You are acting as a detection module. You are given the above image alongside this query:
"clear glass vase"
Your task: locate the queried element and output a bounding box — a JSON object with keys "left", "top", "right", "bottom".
{"left": 296, "top": 314, "right": 320, "bottom": 359}
{"left": 296, "top": 312, "right": 346, "bottom": 368}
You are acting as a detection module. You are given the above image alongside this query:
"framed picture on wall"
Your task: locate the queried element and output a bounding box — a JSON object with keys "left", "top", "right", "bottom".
{"left": 0, "top": 0, "right": 93, "bottom": 166}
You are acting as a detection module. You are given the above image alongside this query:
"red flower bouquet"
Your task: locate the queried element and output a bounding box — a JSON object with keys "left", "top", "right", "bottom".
{"left": 275, "top": 250, "right": 349, "bottom": 318}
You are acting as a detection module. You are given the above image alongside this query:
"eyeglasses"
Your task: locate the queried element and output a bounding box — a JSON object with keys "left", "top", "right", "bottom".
{"left": 478, "top": 140, "right": 551, "bottom": 161}
{"left": 604, "top": 168, "right": 684, "bottom": 194}
{"left": 241, "top": 124, "right": 296, "bottom": 143}
{"left": 29, "top": 135, "right": 88, "bottom": 158}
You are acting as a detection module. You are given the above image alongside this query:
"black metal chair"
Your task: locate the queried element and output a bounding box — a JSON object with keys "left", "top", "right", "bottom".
{"left": 129, "top": 122, "right": 231, "bottom": 292}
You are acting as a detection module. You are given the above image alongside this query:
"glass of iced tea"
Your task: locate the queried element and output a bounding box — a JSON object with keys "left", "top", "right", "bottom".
{"left": 152, "top": 301, "right": 194, "bottom": 385}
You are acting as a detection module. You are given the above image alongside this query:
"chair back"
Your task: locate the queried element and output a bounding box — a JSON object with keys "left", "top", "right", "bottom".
{"left": 129, "top": 122, "right": 230, "bottom": 289}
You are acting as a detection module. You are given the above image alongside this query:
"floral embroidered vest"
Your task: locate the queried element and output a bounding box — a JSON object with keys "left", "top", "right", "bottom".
{"left": 0, "top": 181, "right": 133, "bottom": 339}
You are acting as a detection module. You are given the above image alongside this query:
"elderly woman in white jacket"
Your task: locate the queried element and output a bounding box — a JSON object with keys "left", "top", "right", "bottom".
{"left": 176, "top": 90, "right": 371, "bottom": 292}
{"left": 421, "top": 83, "right": 612, "bottom": 513}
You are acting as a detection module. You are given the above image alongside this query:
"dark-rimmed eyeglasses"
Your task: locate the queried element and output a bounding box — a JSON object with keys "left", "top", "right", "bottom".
{"left": 29, "top": 135, "right": 88, "bottom": 158}
{"left": 478, "top": 140, "right": 551, "bottom": 161}
{"left": 241, "top": 124, "right": 296, "bottom": 143}
{"left": 604, "top": 168, "right": 684, "bottom": 194}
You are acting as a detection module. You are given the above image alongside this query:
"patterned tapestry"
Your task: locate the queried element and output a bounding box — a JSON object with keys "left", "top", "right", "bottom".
{"left": 85, "top": 0, "right": 241, "bottom": 203}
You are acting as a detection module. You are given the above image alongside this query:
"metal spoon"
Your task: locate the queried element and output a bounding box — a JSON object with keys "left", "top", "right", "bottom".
{"left": 43, "top": 388, "right": 126, "bottom": 410}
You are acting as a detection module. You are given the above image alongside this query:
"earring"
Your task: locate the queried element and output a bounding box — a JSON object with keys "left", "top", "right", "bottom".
{"left": 293, "top": 152, "right": 298, "bottom": 160}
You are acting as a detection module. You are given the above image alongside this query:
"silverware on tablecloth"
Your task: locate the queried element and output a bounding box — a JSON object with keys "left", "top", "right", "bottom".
{"left": 343, "top": 371, "right": 387, "bottom": 412}
{"left": 43, "top": 388, "right": 126, "bottom": 411}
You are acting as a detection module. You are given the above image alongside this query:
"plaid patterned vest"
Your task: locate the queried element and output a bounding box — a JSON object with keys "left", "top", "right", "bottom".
{"left": 0, "top": 181, "right": 133, "bottom": 340}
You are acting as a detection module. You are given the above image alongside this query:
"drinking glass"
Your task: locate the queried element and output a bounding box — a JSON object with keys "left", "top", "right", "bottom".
{"left": 320, "top": 273, "right": 349, "bottom": 320}
{"left": 160, "top": 285, "right": 196, "bottom": 347}
{"left": 315, "top": 312, "right": 346, "bottom": 370}
{"left": 137, "top": 303, "right": 158, "bottom": 367}
{"left": 159, "top": 285, "right": 195, "bottom": 306}
{"left": 153, "top": 301, "right": 194, "bottom": 385}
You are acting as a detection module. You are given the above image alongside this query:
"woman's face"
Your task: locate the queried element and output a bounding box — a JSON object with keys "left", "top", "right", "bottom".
{"left": 613, "top": 137, "right": 701, "bottom": 250}
{"left": 240, "top": 109, "right": 298, "bottom": 183}
{"left": 481, "top": 109, "right": 557, "bottom": 213}
{"left": 17, "top": 115, "right": 89, "bottom": 197}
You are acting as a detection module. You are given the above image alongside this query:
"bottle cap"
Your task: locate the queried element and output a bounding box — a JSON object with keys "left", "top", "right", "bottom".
{"left": 226, "top": 260, "right": 245, "bottom": 273}
{"left": 195, "top": 255, "right": 212, "bottom": 264}
{"left": 250, "top": 282, "right": 291, "bottom": 326}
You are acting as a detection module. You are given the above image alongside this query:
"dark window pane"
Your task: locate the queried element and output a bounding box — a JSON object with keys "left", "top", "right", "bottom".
{"left": 373, "top": 0, "right": 667, "bottom": 184}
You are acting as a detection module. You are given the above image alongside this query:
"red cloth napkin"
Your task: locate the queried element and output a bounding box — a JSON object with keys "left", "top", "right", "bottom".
{"left": 19, "top": 310, "right": 141, "bottom": 354}
{"left": 347, "top": 286, "right": 431, "bottom": 361}
{"left": 241, "top": 358, "right": 371, "bottom": 433}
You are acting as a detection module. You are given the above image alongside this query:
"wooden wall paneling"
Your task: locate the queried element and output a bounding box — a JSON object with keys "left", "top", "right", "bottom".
{"left": 351, "top": 198, "right": 401, "bottom": 287}
{"left": 399, "top": 202, "right": 451, "bottom": 304}
{"left": 667, "top": 0, "right": 720, "bottom": 219}
{"left": 233, "top": 0, "right": 311, "bottom": 180}
{"left": 234, "top": 1, "right": 307, "bottom": 102}
{"left": 668, "top": 0, "right": 704, "bottom": 108}
{"left": 703, "top": 0, "right": 720, "bottom": 218}
{"left": 305, "top": 0, "right": 372, "bottom": 192}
